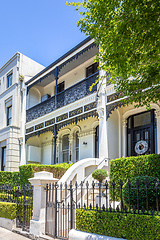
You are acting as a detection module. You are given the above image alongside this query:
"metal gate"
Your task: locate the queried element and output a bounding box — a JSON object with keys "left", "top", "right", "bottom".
{"left": 45, "top": 182, "right": 76, "bottom": 239}
{"left": 0, "top": 184, "right": 33, "bottom": 232}
{"left": 15, "top": 184, "right": 33, "bottom": 231}
{"left": 45, "top": 180, "right": 108, "bottom": 239}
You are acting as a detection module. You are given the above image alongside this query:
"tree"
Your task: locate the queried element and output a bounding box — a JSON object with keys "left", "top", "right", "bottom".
{"left": 67, "top": 0, "right": 160, "bottom": 107}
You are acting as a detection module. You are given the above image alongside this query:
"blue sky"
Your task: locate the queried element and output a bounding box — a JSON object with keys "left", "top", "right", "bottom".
{"left": 0, "top": 0, "right": 86, "bottom": 68}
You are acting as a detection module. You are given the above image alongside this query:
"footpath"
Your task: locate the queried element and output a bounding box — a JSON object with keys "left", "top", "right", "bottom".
{"left": 0, "top": 227, "right": 29, "bottom": 240}
{"left": 0, "top": 227, "right": 60, "bottom": 240}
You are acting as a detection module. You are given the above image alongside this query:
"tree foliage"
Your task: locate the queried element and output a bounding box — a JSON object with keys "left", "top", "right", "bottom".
{"left": 67, "top": 0, "right": 160, "bottom": 107}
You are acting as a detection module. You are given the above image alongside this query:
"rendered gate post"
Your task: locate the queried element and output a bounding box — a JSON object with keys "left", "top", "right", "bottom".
{"left": 29, "top": 171, "right": 58, "bottom": 237}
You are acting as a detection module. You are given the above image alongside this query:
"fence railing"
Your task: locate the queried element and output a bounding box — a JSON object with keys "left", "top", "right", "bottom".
{"left": 0, "top": 184, "right": 33, "bottom": 231}
{"left": 45, "top": 178, "right": 159, "bottom": 239}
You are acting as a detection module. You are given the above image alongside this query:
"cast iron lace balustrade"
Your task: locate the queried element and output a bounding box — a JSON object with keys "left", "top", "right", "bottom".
{"left": 26, "top": 72, "right": 98, "bottom": 122}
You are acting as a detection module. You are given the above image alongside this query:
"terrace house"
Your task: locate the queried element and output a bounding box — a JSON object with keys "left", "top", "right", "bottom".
{"left": 25, "top": 37, "right": 100, "bottom": 165}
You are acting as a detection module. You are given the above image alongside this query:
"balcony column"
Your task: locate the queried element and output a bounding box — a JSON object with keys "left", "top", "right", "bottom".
{"left": 54, "top": 67, "right": 59, "bottom": 109}
{"left": 122, "top": 119, "right": 127, "bottom": 157}
{"left": 97, "top": 69, "right": 108, "bottom": 159}
{"left": 53, "top": 124, "right": 57, "bottom": 164}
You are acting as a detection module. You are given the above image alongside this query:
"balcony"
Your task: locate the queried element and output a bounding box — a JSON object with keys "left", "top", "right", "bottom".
{"left": 26, "top": 72, "right": 98, "bottom": 122}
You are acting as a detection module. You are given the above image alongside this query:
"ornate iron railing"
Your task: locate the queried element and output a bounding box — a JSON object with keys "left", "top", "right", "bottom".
{"left": 45, "top": 177, "right": 159, "bottom": 239}
{"left": 0, "top": 184, "right": 33, "bottom": 232}
{"left": 26, "top": 72, "right": 98, "bottom": 122}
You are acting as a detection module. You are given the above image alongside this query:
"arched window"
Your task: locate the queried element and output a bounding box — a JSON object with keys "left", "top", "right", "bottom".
{"left": 75, "top": 131, "right": 79, "bottom": 162}
{"left": 62, "top": 134, "right": 69, "bottom": 163}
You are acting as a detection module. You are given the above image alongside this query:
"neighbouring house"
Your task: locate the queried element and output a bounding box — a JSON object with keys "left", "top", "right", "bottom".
{"left": 0, "top": 53, "right": 45, "bottom": 171}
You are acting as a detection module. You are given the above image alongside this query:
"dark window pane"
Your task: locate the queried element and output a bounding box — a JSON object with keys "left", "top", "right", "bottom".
{"left": 136, "top": 133, "right": 140, "bottom": 141}
{"left": 76, "top": 132, "right": 79, "bottom": 148}
{"left": 7, "top": 74, "right": 12, "bottom": 88}
{"left": 7, "top": 105, "right": 12, "bottom": 126}
{"left": 86, "top": 63, "right": 98, "bottom": 77}
{"left": 128, "top": 133, "right": 131, "bottom": 156}
{"left": 57, "top": 81, "right": 64, "bottom": 94}
{"left": 75, "top": 132, "right": 79, "bottom": 162}
{"left": 62, "top": 134, "right": 69, "bottom": 150}
{"left": 1, "top": 147, "right": 6, "bottom": 171}
{"left": 134, "top": 112, "right": 151, "bottom": 127}
{"left": 145, "top": 131, "right": 149, "bottom": 140}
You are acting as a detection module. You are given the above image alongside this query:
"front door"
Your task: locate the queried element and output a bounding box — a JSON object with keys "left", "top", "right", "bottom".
{"left": 127, "top": 110, "right": 157, "bottom": 156}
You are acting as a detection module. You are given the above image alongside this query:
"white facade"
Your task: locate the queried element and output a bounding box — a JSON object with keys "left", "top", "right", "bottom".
{"left": 0, "top": 53, "right": 44, "bottom": 171}
{"left": 25, "top": 38, "right": 100, "bottom": 165}
{"left": 99, "top": 82, "right": 160, "bottom": 160}
{"left": 25, "top": 37, "right": 160, "bottom": 168}
{"left": 1, "top": 38, "right": 159, "bottom": 172}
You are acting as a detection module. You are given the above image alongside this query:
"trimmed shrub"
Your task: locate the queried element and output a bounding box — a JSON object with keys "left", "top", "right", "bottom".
{"left": 0, "top": 202, "right": 17, "bottom": 220}
{"left": 109, "top": 154, "right": 160, "bottom": 199}
{"left": 92, "top": 169, "right": 108, "bottom": 183}
{"left": 122, "top": 176, "right": 160, "bottom": 210}
{"left": 110, "top": 154, "right": 160, "bottom": 183}
{"left": 0, "top": 171, "right": 20, "bottom": 185}
{"left": 76, "top": 209, "right": 160, "bottom": 240}
{"left": 19, "top": 163, "right": 73, "bottom": 185}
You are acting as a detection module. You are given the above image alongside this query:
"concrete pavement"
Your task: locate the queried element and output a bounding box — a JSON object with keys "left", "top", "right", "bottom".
{"left": 0, "top": 227, "right": 29, "bottom": 240}
{"left": 0, "top": 227, "right": 60, "bottom": 240}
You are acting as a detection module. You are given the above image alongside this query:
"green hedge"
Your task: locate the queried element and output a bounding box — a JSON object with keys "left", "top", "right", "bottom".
{"left": 19, "top": 163, "right": 73, "bottom": 185}
{"left": 76, "top": 209, "right": 160, "bottom": 240}
{"left": 0, "top": 171, "right": 20, "bottom": 185}
{"left": 0, "top": 202, "right": 17, "bottom": 220}
{"left": 0, "top": 163, "right": 72, "bottom": 186}
{"left": 110, "top": 154, "right": 160, "bottom": 185}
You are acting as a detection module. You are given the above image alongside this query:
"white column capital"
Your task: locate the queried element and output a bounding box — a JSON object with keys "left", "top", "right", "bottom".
{"left": 155, "top": 109, "right": 160, "bottom": 118}
{"left": 122, "top": 119, "right": 127, "bottom": 128}
{"left": 97, "top": 107, "right": 104, "bottom": 121}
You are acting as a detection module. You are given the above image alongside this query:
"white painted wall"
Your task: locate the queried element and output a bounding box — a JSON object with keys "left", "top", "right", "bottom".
{"left": 61, "top": 57, "right": 95, "bottom": 90}
{"left": 28, "top": 87, "right": 41, "bottom": 108}
{"left": 42, "top": 143, "right": 53, "bottom": 165}
{"left": 28, "top": 146, "right": 41, "bottom": 163}
{"left": 108, "top": 109, "right": 119, "bottom": 160}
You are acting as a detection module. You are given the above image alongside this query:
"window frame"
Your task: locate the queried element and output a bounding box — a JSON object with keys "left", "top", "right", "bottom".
{"left": 7, "top": 73, "right": 13, "bottom": 88}
{"left": 7, "top": 105, "right": 12, "bottom": 126}
{"left": 57, "top": 81, "right": 64, "bottom": 94}
{"left": 1, "top": 147, "right": 6, "bottom": 171}
{"left": 86, "top": 62, "right": 98, "bottom": 78}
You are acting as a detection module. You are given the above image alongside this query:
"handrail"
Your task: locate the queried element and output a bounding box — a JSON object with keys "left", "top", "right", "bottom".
{"left": 82, "top": 157, "right": 109, "bottom": 184}
{"left": 60, "top": 157, "right": 110, "bottom": 202}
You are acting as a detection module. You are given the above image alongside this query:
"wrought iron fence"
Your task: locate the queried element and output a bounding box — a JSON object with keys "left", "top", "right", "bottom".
{"left": 0, "top": 184, "right": 33, "bottom": 231}
{"left": 45, "top": 178, "right": 159, "bottom": 239}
